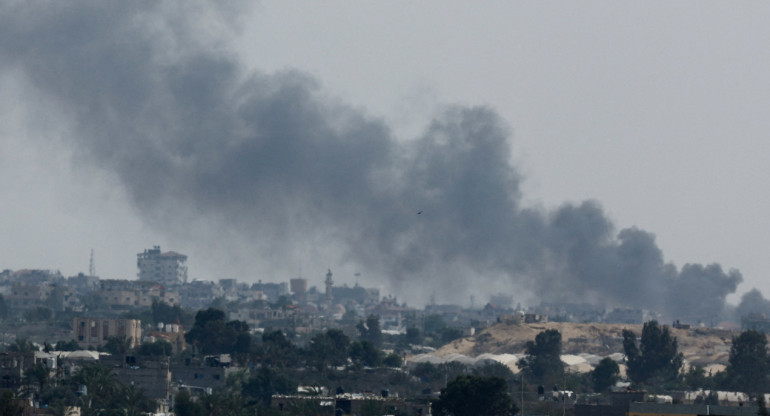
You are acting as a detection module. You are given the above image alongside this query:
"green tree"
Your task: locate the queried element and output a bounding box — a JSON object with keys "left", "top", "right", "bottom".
{"left": 518, "top": 329, "right": 564, "bottom": 385}
{"left": 405, "top": 326, "right": 422, "bottom": 345}
{"left": 101, "top": 336, "right": 131, "bottom": 355}
{"left": 7, "top": 338, "right": 38, "bottom": 353}
{"left": 242, "top": 367, "right": 297, "bottom": 407}
{"left": 591, "top": 357, "right": 619, "bottom": 392}
{"left": 726, "top": 329, "right": 769, "bottom": 393}
{"left": 55, "top": 340, "right": 81, "bottom": 351}
{"left": 259, "top": 330, "right": 297, "bottom": 370}
{"left": 307, "top": 329, "right": 350, "bottom": 371}
{"left": 185, "top": 308, "right": 252, "bottom": 355}
{"left": 383, "top": 352, "right": 403, "bottom": 367}
{"left": 623, "top": 321, "right": 683, "bottom": 385}
{"left": 356, "top": 314, "right": 382, "bottom": 347}
{"left": 151, "top": 301, "right": 194, "bottom": 326}
{"left": 23, "top": 362, "right": 51, "bottom": 395}
{"left": 0, "top": 391, "right": 23, "bottom": 416}
{"left": 137, "top": 340, "right": 173, "bottom": 357}
{"left": 432, "top": 374, "right": 518, "bottom": 416}
{"left": 682, "top": 365, "right": 709, "bottom": 390}
{"left": 0, "top": 295, "right": 10, "bottom": 319}
{"left": 349, "top": 340, "right": 383, "bottom": 368}
{"left": 174, "top": 390, "right": 204, "bottom": 416}
{"left": 440, "top": 327, "right": 464, "bottom": 344}
{"left": 472, "top": 361, "right": 516, "bottom": 387}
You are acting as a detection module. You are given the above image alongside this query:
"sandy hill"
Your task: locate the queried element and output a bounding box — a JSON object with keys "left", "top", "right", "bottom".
{"left": 434, "top": 322, "right": 742, "bottom": 367}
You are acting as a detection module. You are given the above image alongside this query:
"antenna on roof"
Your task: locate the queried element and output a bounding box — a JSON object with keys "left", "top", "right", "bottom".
{"left": 89, "top": 249, "right": 96, "bottom": 276}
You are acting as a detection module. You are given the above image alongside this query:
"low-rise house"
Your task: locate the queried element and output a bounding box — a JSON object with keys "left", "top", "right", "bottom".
{"left": 103, "top": 354, "right": 172, "bottom": 401}
{"left": 171, "top": 355, "right": 235, "bottom": 391}
{"left": 97, "top": 280, "right": 179, "bottom": 312}
{"left": 628, "top": 402, "right": 757, "bottom": 416}
{"left": 72, "top": 317, "right": 142, "bottom": 349}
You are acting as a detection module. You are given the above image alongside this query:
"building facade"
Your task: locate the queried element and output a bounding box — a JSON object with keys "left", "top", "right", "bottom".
{"left": 137, "top": 246, "right": 188, "bottom": 285}
{"left": 73, "top": 317, "right": 142, "bottom": 349}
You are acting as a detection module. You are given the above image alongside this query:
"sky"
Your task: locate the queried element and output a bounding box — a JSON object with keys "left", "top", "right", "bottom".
{"left": 0, "top": 2, "right": 768, "bottom": 313}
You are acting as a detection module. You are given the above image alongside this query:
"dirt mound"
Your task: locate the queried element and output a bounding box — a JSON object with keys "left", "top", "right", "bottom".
{"left": 435, "top": 322, "right": 741, "bottom": 366}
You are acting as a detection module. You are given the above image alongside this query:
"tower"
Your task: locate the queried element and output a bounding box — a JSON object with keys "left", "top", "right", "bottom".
{"left": 89, "top": 249, "right": 96, "bottom": 277}
{"left": 325, "top": 269, "right": 333, "bottom": 311}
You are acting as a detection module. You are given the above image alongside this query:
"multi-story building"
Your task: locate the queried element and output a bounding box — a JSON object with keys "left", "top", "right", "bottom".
{"left": 98, "top": 279, "right": 179, "bottom": 312}
{"left": 137, "top": 246, "right": 188, "bottom": 285}
{"left": 72, "top": 317, "right": 142, "bottom": 349}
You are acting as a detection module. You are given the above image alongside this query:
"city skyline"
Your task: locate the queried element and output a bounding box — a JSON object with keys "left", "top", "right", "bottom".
{"left": 0, "top": 2, "right": 768, "bottom": 309}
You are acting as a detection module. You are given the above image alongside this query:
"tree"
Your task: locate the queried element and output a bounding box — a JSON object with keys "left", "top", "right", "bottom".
{"left": 0, "top": 391, "right": 23, "bottom": 416}
{"left": 383, "top": 352, "right": 403, "bottom": 367}
{"left": 55, "top": 340, "right": 81, "bottom": 351}
{"left": 405, "top": 326, "right": 422, "bottom": 345}
{"left": 518, "top": 329, "right": 563, "bottom": 385}
{"left": 591, "top": 357, "right": 619, "bottom": 392}
{"left": 472, "top": 361, "right": 516, "bottom": 386}
{"left": 682, "top": 365, "right": 710, "bottom": 391}
{"left": 101, "top": 336, "right": 131, "bottom": 355}
{"left": 174, "top": 390, "right": 204, "bottom": 416}
{"left": 432, "top": 374, "right": 518, "bottom": 416}
{"left": 242, "top": 366, "right": 297, "bottom": 407}
{"left": 185, "top": 308, "right": 252, "bottom": 355}
{"left": 349, "top": 340, "right": 383, "bottom": 368}
{"left": 356, "top": 314, "right": 382, "bottom": 347}
{"left": 307, "top": 329, "right": 349, "bottom": 371}
{"left": 0, "top": 295, "right": 10, "bottom": 319}
{"left": 23, "top": 362, "right": 51, "bottom": 395}
{"left": 151, "top": 300, "right": 194, "bottom": 326}
{"left": 726, "top": 329, "right": 770, "bottom": 393}
{"left": 137, "top": 340, "right": 173, "bottom": 357}
{"left": 259, "top": 330, "right": 297, "bottom": 370}
{"left": 7, "top": 338, "right": 38, "bottom": 353}
{"left": 440, "top": 327, "right": 464, "bottom": 344}
{"left": 623, "top": 321, "right": 683, "bottom": 385}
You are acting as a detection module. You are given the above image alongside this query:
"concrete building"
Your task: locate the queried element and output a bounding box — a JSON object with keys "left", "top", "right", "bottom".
{"left": 73, "top": 317, "right": 142, "bottom": 349}
{"left": 98, "top": 279, "right": 179, "bottom": 312}
{"left": 137, "top": 246, "right": 188, "bottom": 285}
{"left": 628, "top": 402, "right": 758, "bottom": 416}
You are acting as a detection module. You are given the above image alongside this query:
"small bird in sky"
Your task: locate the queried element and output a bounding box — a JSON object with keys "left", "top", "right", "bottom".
{"left": 417, "top": 210, "right": 423, "bottom": 215}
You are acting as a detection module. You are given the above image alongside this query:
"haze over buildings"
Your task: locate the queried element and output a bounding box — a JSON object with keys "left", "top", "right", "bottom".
{"left": 0, "top": 2, "right": 767, "bottom": 317}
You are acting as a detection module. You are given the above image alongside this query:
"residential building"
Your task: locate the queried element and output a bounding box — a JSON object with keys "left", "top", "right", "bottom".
{"left": 137, "top": 246, "right": 188, "bottom": 285}
{"left": 97, "top": 279, "right": 179, "bottom": 312}
{"left": 72, "top": 317, "right": 142, "bottom": 349}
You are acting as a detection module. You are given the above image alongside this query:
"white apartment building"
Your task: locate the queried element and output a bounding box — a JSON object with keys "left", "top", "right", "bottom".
{"left": 137, "top": 246, "right": 188, "bottom": 285}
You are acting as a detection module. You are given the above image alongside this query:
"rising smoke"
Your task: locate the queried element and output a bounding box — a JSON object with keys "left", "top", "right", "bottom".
{"left": 0, "top": 2, "right": 750, "bottom": 319}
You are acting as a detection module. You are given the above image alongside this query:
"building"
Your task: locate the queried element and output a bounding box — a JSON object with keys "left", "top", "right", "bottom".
{"left": 137, "top": 246, "right": 188, "bottom": 285}
{"left": 97, "top": 279, "right": 179, "bottom": 312}
{"left": 628, "top": 402, "right": 757, "bottom": 416}
{"left": 72, "top": 317, "right": 142, "bottom": 349}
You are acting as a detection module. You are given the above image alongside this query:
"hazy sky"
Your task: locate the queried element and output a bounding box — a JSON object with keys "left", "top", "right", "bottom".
{"left": 1, "top": 2, "right": 768, "bottom": 308}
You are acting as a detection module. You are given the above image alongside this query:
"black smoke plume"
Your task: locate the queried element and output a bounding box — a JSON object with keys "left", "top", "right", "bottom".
{"left": 0, "top": 2, "right": 745, "bottom": 319}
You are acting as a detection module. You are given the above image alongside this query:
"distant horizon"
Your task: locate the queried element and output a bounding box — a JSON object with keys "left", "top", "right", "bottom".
{"left": 1, "top": 2, "right": 767, "bottom": 319}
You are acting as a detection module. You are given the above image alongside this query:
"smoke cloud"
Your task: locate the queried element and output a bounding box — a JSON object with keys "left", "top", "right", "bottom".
{"left": 0, "top": 2, "right": 747, "bottom": 319}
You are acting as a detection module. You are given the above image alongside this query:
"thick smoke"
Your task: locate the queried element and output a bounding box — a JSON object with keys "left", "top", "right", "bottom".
{"left": 0, "top": 2, "right": 746, "bottom": 319}
{"left": 736, "top": 289, "right": 770, "bottom": 319}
